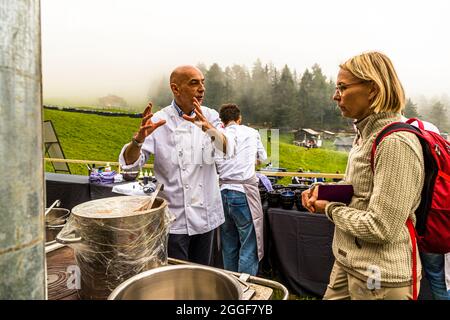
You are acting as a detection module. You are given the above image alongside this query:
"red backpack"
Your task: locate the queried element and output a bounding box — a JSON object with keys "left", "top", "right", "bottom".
{"left": 371, "top": 118, "right": 450, "bottom": 254}
{"left": 371, "top": 118, "right": 450, "bottom": 300}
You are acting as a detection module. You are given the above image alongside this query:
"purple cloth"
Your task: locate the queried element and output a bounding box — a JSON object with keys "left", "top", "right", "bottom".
{"left": 256, "top": 173, "right": 274, "bottom": 192}
{"left": 89, "top": 171, "right": 116, "bottom": 184}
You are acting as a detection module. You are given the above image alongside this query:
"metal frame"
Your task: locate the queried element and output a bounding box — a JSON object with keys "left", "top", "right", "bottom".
{"left": 43, "top": 120, "right": 71, "bottom": 174}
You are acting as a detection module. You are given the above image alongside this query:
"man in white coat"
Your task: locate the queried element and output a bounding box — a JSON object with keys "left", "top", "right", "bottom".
{"left": 119, "top": 65, "right": 233, "bottom": 265}
{"left": 216, "top": 103, "right": 267, "bottom": 275}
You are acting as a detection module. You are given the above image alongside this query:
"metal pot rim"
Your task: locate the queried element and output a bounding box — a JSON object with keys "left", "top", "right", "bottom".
{"left": 71, "top": 196, "right": 167, "bottom": 219}
{"left": 108, "top": 264, "right": 243, "bottom": 300}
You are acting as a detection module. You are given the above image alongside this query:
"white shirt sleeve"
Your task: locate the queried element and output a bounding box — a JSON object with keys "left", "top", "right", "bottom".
{"left": 118, "top": 141, "right": 152, "bottom": 171}
{"left": 118, "top": 114, "right": 159, "bottom": 170}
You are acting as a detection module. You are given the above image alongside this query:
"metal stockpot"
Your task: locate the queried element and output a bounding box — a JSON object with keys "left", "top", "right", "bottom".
{"left": 56, "top": 196, "right": 170, "bottom": 300}
{"left": 108, "top": 265, "right": 243, "bottom": 300}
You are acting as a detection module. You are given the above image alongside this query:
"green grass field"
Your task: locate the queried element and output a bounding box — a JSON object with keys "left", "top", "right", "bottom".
{"left": 44, "top": 108, "right": 349, "bottom": 182}
{"left": 44, "top": 108, "right": 140, "bottom": 174}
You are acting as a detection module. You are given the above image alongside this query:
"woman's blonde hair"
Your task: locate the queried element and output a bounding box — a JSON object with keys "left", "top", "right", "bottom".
{"left": 340, "top": 51, "right": 405, "bottom": 113}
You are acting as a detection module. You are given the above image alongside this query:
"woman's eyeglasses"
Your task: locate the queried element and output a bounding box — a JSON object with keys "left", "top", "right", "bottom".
{"left": 335, "top": 81, "right": 368, "bottom": 96}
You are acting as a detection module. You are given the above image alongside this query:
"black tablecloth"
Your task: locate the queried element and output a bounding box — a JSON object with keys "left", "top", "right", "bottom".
{"left": 267, "top": 207, "right": 335, "bottom": 297}
{"left": 45, "top": 173, "right": 130, "bottom": 210}
{"left": 89, "top": 181, "right": 124, "bottom": 200}
{"left": 45, "top": 173, "right": 90, "bottom": 210}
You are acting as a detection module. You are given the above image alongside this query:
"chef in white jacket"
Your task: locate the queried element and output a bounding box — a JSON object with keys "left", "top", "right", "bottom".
{"left": 119, "top": 65, "right": 233, "bottom": 266}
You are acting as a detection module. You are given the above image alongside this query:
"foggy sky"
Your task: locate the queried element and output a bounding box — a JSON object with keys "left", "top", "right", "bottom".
{"left": 41, "top": 0, "right": 450, "bottom": 108}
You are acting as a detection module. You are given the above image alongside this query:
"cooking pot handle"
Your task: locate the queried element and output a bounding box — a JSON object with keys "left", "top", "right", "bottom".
{"left": 233, "top": 273, "right": 251, "bottom": 293}
{"left": 55, "top": 230, "right": 82, "bottom": 244}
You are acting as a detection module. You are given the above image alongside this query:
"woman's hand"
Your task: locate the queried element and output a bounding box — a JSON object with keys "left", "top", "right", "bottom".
{"left": 301, "top": 187, "right": 316, "bottom": 213}
{"left": 301, "top": 185, "right": 329, "bottom": 214}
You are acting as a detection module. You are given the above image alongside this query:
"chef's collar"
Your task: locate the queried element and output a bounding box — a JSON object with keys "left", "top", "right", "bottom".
{"left": 172, "top": 100, "right": 195, "bottom": 117}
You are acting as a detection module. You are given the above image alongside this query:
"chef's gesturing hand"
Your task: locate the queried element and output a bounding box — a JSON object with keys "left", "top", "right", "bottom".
{"left": 134, "top": 102, "right": 166, "bottom": 142}
{"left": 123, "top": 102, "right": 166, "bottom": 165}
{"left": 182, "top": 97, "right": 212, "bottom": 132}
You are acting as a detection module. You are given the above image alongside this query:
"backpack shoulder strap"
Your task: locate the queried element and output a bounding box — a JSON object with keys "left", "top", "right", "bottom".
{"left": 370, "top": 122, "right": 422, "bottom": 172}
{"left": 371, "top": 122, "right": 422, "bottom": 300}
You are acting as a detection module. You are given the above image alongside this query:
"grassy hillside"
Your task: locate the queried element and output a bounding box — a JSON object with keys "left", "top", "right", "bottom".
{"left": 44, "top": 109, "right": 349, "bottom": 180}
{"left": 269, "top": 133, "right": 348, "bottom": 184}
{"left": 275, "top": 135, "right": 347, "bottom": 173}
{"left": 44, "top": 108, "right": 140, "bottom": 174}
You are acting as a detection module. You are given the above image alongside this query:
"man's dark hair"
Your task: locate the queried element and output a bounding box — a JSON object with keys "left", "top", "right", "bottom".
{"left": 219, "top": 103, "right": 241, "bottom": 125}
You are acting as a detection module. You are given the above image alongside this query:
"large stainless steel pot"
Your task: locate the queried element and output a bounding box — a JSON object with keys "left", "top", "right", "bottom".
{"left": 56, "top": 196, "right": 171, "bottom": 300}
{"left": 108, "top": 265, "right": 243, "bottom": 300}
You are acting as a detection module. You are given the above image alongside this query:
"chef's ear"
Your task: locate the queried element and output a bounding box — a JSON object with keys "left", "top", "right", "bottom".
{"left": 170, "top": 83, "right": 180, "bottom": 96}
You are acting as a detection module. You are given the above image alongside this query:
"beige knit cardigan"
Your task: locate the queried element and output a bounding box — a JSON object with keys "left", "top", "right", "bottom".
{"left": 325, "top": 112, "right": 424, "bottom": 286}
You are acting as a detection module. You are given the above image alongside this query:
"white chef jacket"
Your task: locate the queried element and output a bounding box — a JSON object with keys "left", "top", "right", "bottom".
{"left": 216, "top": 123, "right": 267, "bottom": 193}
{"left": 119, "top": 101, "right": 234, "bottom": 235}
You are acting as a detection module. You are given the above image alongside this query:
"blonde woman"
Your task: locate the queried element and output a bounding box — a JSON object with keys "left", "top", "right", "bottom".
{"left": 302, "top": 51, "right": 424, "bottom": 300}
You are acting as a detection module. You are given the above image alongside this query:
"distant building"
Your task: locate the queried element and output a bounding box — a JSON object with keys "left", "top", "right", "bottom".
{"left": 294, "top": 128, "right": 319, "bottom": 141}
{"left": 322, "top": 130, "right": 336, "bottom": 140}
{"left": 294, "top": 128, "right": 322, "bottom": 148}
{"left": 98, "top": 94, "right": 128, "bottom": 108}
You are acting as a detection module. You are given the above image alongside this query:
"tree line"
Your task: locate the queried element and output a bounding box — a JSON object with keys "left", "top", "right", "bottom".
{"left": 149, "top": 60, "right": 449, "bottom": 132}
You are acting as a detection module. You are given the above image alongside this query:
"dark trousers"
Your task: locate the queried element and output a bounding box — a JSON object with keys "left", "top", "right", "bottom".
{"left": 168, "top": 230, "right": 215, "bottom": 266}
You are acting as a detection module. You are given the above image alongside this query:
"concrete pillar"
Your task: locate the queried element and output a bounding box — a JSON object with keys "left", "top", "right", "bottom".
{"left": 0, "top": 0, "right": 45, "bottom": 299}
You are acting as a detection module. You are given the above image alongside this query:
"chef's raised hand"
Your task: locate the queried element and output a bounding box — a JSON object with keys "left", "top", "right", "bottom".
{"left": 134, "top": 102, "right": 166, "bottom": 142}
{"left": 182, "top": 97, "right": 213, "bottom": 132}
